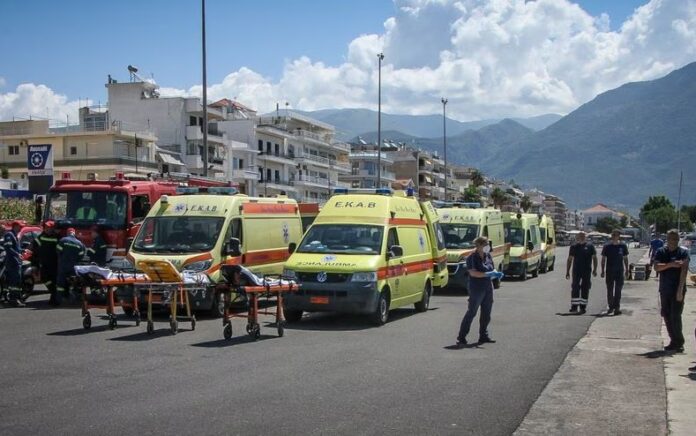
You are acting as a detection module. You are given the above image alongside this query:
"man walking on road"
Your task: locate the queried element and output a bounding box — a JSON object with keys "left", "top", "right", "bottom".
{"left": 566, "top": 231, "right": 597, "bottom": 314}
{"left": 601, "top": 229, "right": 630, "bottom": 315}
{"left": 654, "top": 229, "right": 689, "bottom": 353}
{"left": 456, "top": 236, "right": 503, "bottom": 347}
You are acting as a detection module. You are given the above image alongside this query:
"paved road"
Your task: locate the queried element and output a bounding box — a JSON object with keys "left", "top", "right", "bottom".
{"left": 0, "top": 247, "right": 636, "bottom": 435}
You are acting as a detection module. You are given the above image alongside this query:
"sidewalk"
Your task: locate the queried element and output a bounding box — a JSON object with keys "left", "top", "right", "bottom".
{"left": 515, "top": 274, "right": 668, "bottom": 435}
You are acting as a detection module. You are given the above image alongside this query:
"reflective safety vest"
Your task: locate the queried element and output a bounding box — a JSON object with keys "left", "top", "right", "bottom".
{"left": 57, "top": 235, "right": 86, "bottom": 272}
{"left": 76, "top": 207, "right": 97, "bottom": 220}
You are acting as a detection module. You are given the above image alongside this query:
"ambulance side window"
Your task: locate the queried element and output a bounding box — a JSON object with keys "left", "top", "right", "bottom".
{"left": 387, "top": 228, "right": 399, "bottom": 251}
{"left": 225, "top": 218, "right": 243, "bottom": 245}
{"left": 482, "top": 226, "right": 488, "bottom": 237}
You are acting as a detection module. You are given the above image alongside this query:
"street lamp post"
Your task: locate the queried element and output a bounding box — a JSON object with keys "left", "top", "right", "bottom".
{"left": 201, "top": 0, "right": 209, "bottom": 178}
{"left": 377, "top": 52, "right": 384, "bottom": 189}
{"left": 441, "top": 97, "right": 448, "bottom": 201}
{"left": 134, "top": 132, "right": 139, "bottom": 174}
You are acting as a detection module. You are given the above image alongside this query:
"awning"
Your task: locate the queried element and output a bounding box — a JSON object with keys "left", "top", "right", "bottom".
{"left": 157, "top": 152, "right": 185, "bottom": 167}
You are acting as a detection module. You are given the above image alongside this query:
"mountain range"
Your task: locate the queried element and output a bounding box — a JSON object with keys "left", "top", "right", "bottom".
{"left": 304, "top": 61, "right": 696, "bottom": 212}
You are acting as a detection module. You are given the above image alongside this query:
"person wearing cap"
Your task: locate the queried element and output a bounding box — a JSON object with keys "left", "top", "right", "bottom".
{"left": 601, "top": 229, "right": 630, "bottom": 315}
{"left": 31, "top": 220, "right": 60, "bottom": 306}
{"left": 56, "top": 228, "right": 86, "bottom": 303}
{"left": 566, "top": 231, "right": 597, "bottom": 314}
{"left": 2, "top": 221, "right": 25, "bottom": 306}
{"left": 86, "top": 226, "right": 107, "bottom": 266}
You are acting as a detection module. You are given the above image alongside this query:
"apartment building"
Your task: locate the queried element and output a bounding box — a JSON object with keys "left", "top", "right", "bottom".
{"left": 340, "top": 142, "right": 396, "bottom": 189}
{"left": 544, "top": 194, "right": 568, "bottom": 232}
{"left": 389, "top": 148, "right": 445, "bottom": 201}
{"left": 0, "top": 118, "right": 160, "bottom": 182}
{"left": 221, "top": 109, "right": 350, "bottom": 202}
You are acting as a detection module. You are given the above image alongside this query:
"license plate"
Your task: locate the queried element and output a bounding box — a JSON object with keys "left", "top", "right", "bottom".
{"left": 310, "top": 296, "right": 329, "bottom": 304}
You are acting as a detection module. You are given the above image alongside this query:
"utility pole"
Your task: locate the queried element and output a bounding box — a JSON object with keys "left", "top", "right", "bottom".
{"left": 135, "top": 133, "right": 139, "bottom": 174}
{"left": 441, "top": 97, "right": 448, "bottom": 201}
{"left": 201, "top": 0, "right": 209, "bottom": 177}
{"left": 377, "top": 52, "right": 384, "bottom": 189}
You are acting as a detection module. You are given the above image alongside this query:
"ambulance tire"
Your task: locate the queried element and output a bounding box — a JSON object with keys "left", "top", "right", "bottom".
{"left": 414, "top": 280, "right": 432, "bottom": 312}
{"left": 284, "top": 309, "right": 303, "bottom": 323}
{"left": 371, "top": 289, "right": 390, "bottom": 326}
{"left": 209, "top": 291, "right": 225, "bottom": 318}
{"left": 540, "top": 258, "right": 548, "bottom": 274}
{"left": 531, "top": 263, "right": 539, "bottom": 278}
{"left": 520, "top": 264, "right": 528, "bottom": 281}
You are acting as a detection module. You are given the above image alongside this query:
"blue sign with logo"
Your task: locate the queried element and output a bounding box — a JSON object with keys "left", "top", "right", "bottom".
{"left": 27, "top": 144, "right": 53, "bottom": 176}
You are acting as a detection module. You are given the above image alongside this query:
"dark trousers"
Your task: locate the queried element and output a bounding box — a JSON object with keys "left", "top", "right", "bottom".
{"left": 571, "top": 270, "right": 592, "bottom": 307}
{"left": 457, "top": 287, "right": 494, "bottom": 342}
{"left": 4, "top": 264, "right": 22, "bottom": 300}
{"left": 660, "top": 290, "right": 685, "bottom": 347}
{"left": 605, "top": 273, "right": 624, "bottom": 310}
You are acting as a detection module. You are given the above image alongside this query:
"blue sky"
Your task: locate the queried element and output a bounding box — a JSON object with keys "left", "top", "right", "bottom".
{"left": 3, "top": 0, "right": 693, "bottom": 122}
{"left": 1, "top": 0, "right": 647, "bottom": 100}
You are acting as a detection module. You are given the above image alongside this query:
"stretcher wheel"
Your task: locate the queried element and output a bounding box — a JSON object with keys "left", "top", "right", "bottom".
{"left": 109, "top": 317, "right": 117, "bottom": 330}
{"left": 82, "top": 314, "right": 92, "bottom": 330}
{"left": 277, "top": 322, "right": 285, "bottom": 337}
{"left": 223, "top": 323, "right": 232, "bottom": 340}
{"left": 170, "top": 319, "right": 178, "bottom": 335}
{"left": 249, "top": 323, "right": 260, "bottom": 340}
{"left": 191, "top": 315, "right": 196, "bottom": 331}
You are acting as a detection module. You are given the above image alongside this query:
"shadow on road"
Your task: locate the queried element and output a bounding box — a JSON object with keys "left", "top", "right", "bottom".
{"left": 47, "top": 325, "right": 119, "bottom": 336}
{"left": 436, "top": 288, "right": 469, "bottom": 297}
{"left": 637, "top": 350, "right": 675, "bottom": 359}
{"left": 444, "top": 343, "right": 482, "bottom": 350}
{"left": 191, "top": 334, "right": 278, "bottom": 348}
{"left": 109, "top": 329, "right": 176, "bottom": 341}
{"left": 283, "top": 308, "right": 422, "bottom": 332}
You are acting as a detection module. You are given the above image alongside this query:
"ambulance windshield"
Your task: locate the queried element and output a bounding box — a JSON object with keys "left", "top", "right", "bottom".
{"left": 298, "top": 224, "right": 383, "bottom": 255}
{"left": 441, "top": 223, "right": 479, "bottom": 249}
{"left": 509, "top": 227, "right": 526, "bottom": 247}
{"left": 132, "top": 216, "right": 224, "bottom": 254}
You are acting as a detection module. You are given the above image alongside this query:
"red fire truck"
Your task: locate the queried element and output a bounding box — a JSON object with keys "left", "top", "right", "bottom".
{"left": 44, "top": 172, "right": 231, "bottom": 268}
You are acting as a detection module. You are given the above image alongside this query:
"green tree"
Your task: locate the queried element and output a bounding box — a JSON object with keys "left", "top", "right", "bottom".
{"left": 619, "top": 215, "right": 628, "bottom": 227}
{"left": 681, "top": 205, "right": 696, "bottom": 223}
{"left": 642, "top": 206, "right": 677, "bottom": 234}
{"left": 594, "top": 216, "right": 622, "bottom": 234}
{"left": 490, "top": 187, "right": 508, "bottom": 209}
{"left": 463, "top": 185, "right": 481, "bottom": 204}
{"left": 470, "top": 169, "right": 485, "bottom": 187}
{"left": 520, "top": 195, "right": 532, "bottom": 212}
{"left": 0, "top": 166, "right": 8, "bottom": 179}
{"left": 641, "top": 196, "right": 674, "bottom": 215}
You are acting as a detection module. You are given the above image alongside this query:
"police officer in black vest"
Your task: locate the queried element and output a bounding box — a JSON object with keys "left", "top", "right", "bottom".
{"left": 566, "top": 231, "right": 597, "bottom": 314}
{"left": 654, "top": 229, "right": 689, "bottom": 353}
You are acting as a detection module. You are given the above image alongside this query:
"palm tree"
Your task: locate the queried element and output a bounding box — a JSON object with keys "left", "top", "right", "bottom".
{"left": 520, "top": 195, "right": 532, "bottom": 212}
{"left": 463, "top": 185, "right": 481, "bottom": 203}
{"left": 470, "top": 169, "right": 485, "bottom": 187}
{"left": 490, "top": 187, "right": 508, "bottom": 209}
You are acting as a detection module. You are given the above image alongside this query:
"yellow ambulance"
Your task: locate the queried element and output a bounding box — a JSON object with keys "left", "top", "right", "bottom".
{"left": 539, "top": 214, "right": 556, "bottom": 273}
{"left": 503, "top": 213, "right": 543, "bottom": 280}
{"left": 438, "top": 206, "right": 507, "bottom": 290}
{"left": 282, "top": 189, "right": 448, "bottom": 325}
{"left": 127, "top": 187, "right": 303, "bottom": 316}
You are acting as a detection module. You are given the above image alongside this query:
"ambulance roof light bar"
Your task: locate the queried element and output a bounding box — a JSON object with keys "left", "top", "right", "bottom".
{"left": 432, "top": 201, "right": 481, "bottom": 209}
{"left": 333, "top": 188, "right": 393, "bottom": 196}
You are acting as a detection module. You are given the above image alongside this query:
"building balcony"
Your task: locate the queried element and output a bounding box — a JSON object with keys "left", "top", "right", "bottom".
{"left": 291, "top": 129, "right": 333, "bottom": 146}
{"left": 344, "top": 169, "right": 396, "bottom": 181}
{"left": 258, "top": 151, "right": 296, "bottom": 165}
{"left": 258, "top": 178, "right": 297, "bottom": 193}
{"left": 348, "top": 152, "right": 394, "bottom": 164}
{"left": 230, "top": 169, "right": 260, "bottom": 181}
{"left": 184, "top": 154, "right": 204, "bottom": 170}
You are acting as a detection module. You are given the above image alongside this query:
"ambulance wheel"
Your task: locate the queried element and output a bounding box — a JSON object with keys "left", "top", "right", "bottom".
{"left": 520, "top": 265, "right": 528, "bottom": 281}
{"left": 532, "top": 264, "right": 539, "bottom": 278}
{"left": 223, "top": 322, "right": 232, "bottom": 340}
{"left": 284, "top": 309, "right": 303, "bottom": 323}
{"left": 109, "top": 317, "right": 117, "bottom": 330}
{"left": 191, "top": 315, "right": 196, "bottom": 331}
{"left": 248, "top": 323, "right": 260, "bottom": 340}
{"left": 277, "top": 321, "right": 285, "bottom": 337}
{"left": 414, "top": 281, "right": 431, "bottom": 313}
{"left": 209, "top": 292, "right": 225, "bottom": 318}
{"left": 82, "top": 314, "right": 91, "bottom": 330}
{"left": 170, "top": 319, "right": 178, "bottom": 335}
{"left": 371, "top": 290, "right": 390, "bottom": 326}
{"left": 146, "top": 321, "right": 154, "bottom": 335}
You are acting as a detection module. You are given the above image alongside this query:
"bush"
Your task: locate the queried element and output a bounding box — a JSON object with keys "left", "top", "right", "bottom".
{"left": 0, "top": 198, "right": 36, "bottom": 222}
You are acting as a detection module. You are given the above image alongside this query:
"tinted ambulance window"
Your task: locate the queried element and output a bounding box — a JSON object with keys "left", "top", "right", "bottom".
{"left": 387, "top": 228, "right": 399, "bottom": 249}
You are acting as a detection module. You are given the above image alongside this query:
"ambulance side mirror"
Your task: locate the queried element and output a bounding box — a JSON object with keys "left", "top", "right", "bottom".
{"left": 288, "top": 242, "right": 297, "bottom": 254}
{"left": 225, "top": 238, "right": 241, "bottom": 257}
{"left": 527, "top": 241, "right": 534, "bottom": 251}
{"left": 547, "top": 237, "right": 553, "bottom": 245}
{"left": 388, "top": 245, "right": 403, "bottom": 259}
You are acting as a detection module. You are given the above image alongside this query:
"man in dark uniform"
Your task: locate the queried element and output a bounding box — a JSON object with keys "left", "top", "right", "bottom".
{"left": 654, "top": 229, "right": 689, "bottom": 353}
{"left": 565, "top": 231, "right": 597, "bottom": 314}
{"left": 56, "top": 228, "right": 86, "bottom": 303}
{"left": 31, "top": 220, "right": 60, "bottom": 306}
{"left": 456, "top": 236, "right": 503, "bottom": 346}
{"left": 86, "top": 225, "right": 108, "bottom": 266}
{"left": 2, "top": 221, "right": 25, "bottom": 307}
{"left": 601, "top": 229, "right": 630, "bottom": 315}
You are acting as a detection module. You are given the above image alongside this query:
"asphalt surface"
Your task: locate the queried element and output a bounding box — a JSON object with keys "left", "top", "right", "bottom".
{"left": 0, "top": 247, "right": 623, "bottom": 435}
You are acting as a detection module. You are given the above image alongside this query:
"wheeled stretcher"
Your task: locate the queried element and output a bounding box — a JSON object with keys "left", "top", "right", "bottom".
{"left": 135, "top": 260, "right": 207, "bottom": 334}
{"left": 74, "top": 265, "right": 148, "bottom": 330}
{"left": 217, "top": 265, "right": 298, "bottom": 341}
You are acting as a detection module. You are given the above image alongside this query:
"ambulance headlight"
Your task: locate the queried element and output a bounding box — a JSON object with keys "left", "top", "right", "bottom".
{"left": 351, "top": 272, "right": 378, "bottom": 282}
{"left": 282, "top": 268, "right": 296, "bottom": 280}
{"left": 184, "top": 260, "right": 212, "bottom": 272}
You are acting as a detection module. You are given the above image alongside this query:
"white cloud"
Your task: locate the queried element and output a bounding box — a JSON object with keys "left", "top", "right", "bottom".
{"left": 2, "top": 0, "right": 696, "bottom": 123}
{"left": 0, "top": 83, "right": 88, "bottom": 126}
{"left": 0, "top": 77, "right": 6, "bottom": 88}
